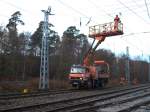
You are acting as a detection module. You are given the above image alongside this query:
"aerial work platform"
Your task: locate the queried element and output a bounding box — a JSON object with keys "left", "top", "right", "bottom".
{"left": 89, "top": 15, "right": 123, "bottom": 38}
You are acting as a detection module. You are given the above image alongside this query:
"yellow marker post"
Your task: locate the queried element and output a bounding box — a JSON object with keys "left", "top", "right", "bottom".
{"left": 23, "top": 89, "right": 28, "bottom": 94}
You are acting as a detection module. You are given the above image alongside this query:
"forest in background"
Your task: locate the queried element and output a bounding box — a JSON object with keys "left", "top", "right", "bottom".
{"left": 0, "top": 11, "right": 149, "bottom": 91}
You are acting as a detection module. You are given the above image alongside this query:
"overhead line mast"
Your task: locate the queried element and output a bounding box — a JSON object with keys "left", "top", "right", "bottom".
{"left": 39, "top": 7, "right": 54, "bottom": 90}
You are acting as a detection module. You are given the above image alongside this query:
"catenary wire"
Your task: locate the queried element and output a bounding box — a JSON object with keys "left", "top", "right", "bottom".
{"left": 87, "top": 0, "right": 146, "bottom": 55}
{"left": 0, "top": 0, "right": 148, "bottom": 56}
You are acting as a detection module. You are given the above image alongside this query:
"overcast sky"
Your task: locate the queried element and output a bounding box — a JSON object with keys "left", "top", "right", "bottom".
{"left": 0, "top": 0, "right": 150, "bottom": 60}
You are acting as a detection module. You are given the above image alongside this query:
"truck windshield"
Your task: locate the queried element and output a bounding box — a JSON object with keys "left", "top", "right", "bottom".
{"left": 70, "top": 67, "right": 86, "bottom": 73}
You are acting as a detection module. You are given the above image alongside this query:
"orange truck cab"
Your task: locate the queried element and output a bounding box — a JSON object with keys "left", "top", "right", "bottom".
{"left": 69, "top": 65, "right": 90, "bottom": 88}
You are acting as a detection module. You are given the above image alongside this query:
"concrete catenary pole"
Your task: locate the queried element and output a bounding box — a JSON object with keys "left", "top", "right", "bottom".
{"left": 125, "top": 46, "right": 130, "bottom": 85}
{"left": 149, "top": 56, "right": 150, "bottom": 82}
{"left": 39, "top": 7, "right": 54, "bottom": 90}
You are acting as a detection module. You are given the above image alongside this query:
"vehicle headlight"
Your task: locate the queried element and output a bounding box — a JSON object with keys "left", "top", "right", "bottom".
{"left": 80, "top": 77, "right": 83, "bottom": 80}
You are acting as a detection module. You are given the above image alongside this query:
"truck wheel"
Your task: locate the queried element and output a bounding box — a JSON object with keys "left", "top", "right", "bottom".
{"left": 99, "top": 80, "right": 105, "bottom": 88}
{"left": 72, "top": 84, "right": 81, "bottom": 89}
{"left": 76, "top": 84, "right": 82, "bottom": 89}
{"left": 87, "top": 80, "right": 92, "bottom": 89}
{"left": 101, "top": 81, "right": 105, "bottom": 87}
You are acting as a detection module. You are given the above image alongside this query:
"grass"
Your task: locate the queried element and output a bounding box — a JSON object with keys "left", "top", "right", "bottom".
{"left": 0, "top": 78, "right": 71, "bottom": 93}
{"left": 0, "top": 77, "right": 130, "bottom": 93}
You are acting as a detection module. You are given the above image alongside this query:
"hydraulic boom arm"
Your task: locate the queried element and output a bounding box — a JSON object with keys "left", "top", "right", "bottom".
{"left": 83, "top": 36, "right": 106, "bottom": 66}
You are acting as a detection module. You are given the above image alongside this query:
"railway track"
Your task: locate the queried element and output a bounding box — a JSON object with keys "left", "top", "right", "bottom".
{"left": 1, "top": 84, "right": 150, "bottom": 112}
{"left": 132, "top": 103, "right": 150, "bottom": 112}
{"left": 0, "top": 86, "right": 117, "bottom": 100}
{"left": 44, "top": 84, "right": 150, "bottom": 112}
{"left": 70, "top": 86, "right": 150, "bottom": 112}
{"left": 0, "top": 89, "right": 81, "bottom": 100}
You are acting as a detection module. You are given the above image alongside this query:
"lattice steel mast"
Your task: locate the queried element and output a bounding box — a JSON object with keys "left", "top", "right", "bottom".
{"left": 39, "top": 7, "right": 54, "bottom": 90}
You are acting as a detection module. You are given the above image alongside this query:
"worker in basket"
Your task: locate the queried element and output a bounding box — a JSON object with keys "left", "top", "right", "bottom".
{"left": 114, "top": 15, "right": 121, "bottom": 31}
